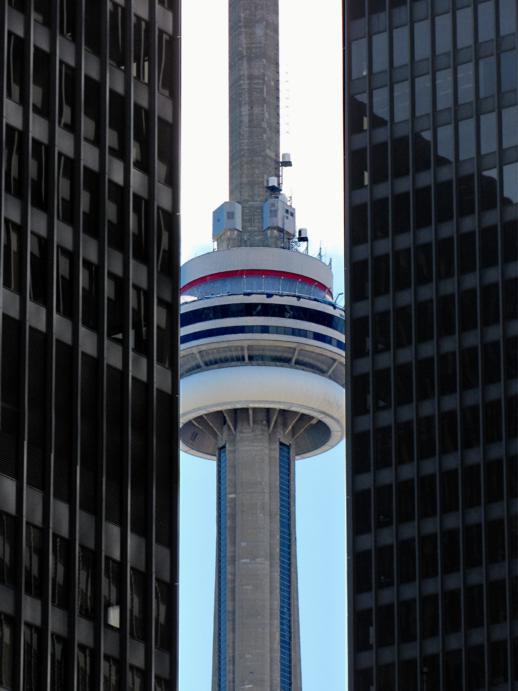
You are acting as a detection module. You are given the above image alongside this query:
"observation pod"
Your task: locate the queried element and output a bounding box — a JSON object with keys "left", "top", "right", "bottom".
{"left": 179, "top": 246, "right": 346, "bottom": 459}
{"left": 179, "top": 245, "right": 345, "bottom": 691}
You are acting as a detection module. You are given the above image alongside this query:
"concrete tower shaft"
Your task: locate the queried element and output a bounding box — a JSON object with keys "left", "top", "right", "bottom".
{"left": 229, "top": 0, "right": 280, "bottom": 241}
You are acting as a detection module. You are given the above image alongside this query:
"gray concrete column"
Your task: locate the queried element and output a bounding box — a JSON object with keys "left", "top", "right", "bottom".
{"left": 229, "top": 0, "right": 280, "bottom": 239}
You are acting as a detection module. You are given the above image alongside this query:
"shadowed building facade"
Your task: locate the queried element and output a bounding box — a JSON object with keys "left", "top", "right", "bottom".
{"left": 345, "top": 0, "right": 518, "bottom": 689}
{"left": 0, "top": 0, "right": 180, "bottom": 688}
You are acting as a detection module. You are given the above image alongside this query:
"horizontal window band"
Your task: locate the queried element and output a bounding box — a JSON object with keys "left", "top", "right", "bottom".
{"left": 180, "top": 325, "right": 346, "bottom": 352}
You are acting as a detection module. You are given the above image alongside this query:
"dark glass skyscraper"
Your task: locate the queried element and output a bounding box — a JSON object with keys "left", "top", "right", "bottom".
{"left": 0, "top": 1, "right": 180, "bottom": 688}
{"left": 345, "top": 0, "right": 518, "bottom": 689}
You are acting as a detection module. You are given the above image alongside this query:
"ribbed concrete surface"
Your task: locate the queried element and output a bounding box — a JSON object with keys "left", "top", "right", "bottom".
{"left": 229, "top": 0, "right": 280, "bottom": 241}
{"left": 212, "top": 409, "right": 302, "bottom": 690}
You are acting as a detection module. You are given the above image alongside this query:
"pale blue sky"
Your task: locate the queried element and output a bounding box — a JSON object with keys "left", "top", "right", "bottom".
{"left": 179, "top": 1, "right": 345, "bottom": 688}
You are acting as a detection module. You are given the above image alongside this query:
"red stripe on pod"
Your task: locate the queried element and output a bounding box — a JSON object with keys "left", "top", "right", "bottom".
{"left": 181, "top": 269, "right": 332, "bottom": 296}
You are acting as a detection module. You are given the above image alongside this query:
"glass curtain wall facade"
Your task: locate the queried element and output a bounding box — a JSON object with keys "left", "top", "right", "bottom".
{"left": 345, "top": 0, "right": 518, "bottom": 689}
{"left": 0, "top": 0, "right": 180, "bottom": 688}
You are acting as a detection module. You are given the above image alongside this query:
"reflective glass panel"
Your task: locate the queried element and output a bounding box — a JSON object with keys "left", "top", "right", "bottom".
{"left": 500, "top": 50, "right": 517, "bottom": 92}
{"left": 456, "top": 7, "right": 473, "bottom": 48}
{"left": 393, "top": 26, "right": 408, "bottom": 67}
{"left": 414, "top": 20, "right": 430, "bottom": 61}
{"left": 352, "top": 39, "right": 367, "bottom": 78}
{"left": 458, "top": 119, "right": 475, "bottom": 160}
{"left": 478, "top": 2, "right": 495, "bottom": 42}
{"left": 457, "top": 62, "right": 474, "bottom": 103}
{"left": 437, "top": 124, "right": 453, "bottom": 164}
{"left": 480, "top": 112, "right": 497, "bottom": 154}
{"left": 372, "top": 86, "right": 388, "bottom": 127}
{"left": 502, "top": 106, "right": 518, "bottom": 147}
{"left": 372, "top": 32, "right": 388, "bottom": 73}
{"left": 415, "top": 74, "right": 431, "bottom": 116}
{"left": 479, "top": 56, "right": 496, "bottom": 97}
{"left": 499, "top": 0, "right": 517, "bottom": 36}
{"left": 503, "top": 163, "right": 518, "bottom": 205}
{"left": 434, "top": 13, "right": 451, "bottom": 55}
{"left": 394, "top": 81, "right": 409, "bottom": 121}
{"left": 435, "top": 68, "right": 452, "bottom": 109}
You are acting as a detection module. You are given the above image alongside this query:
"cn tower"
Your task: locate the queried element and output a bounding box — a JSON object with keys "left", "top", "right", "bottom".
{"left": 179, "top": 1, "right": 345, "bottom": 688}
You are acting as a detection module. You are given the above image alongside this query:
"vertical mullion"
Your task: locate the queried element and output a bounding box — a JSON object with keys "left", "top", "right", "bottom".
{"left": 13, "top": 4, "right": 34, "bottom": 688}
{"left": 121, "top": 2, "right": 134, "bottom": 688}
{"left": 146, "top": 1, "right": 158, "bottom": 687}
{"left": 41, "top": 0, "right": 59, "bottom": 687}
{"left": 470, "top": 7, "right": 490, "bottom": 689}
{"left": 93, "top": 0, "right": 110, "bottom": 687}
{"left": 170, "top": 0, "right": 182, "bottom": 686}
{"left": 0, "top": 1, "right": 6, "bottom": 330}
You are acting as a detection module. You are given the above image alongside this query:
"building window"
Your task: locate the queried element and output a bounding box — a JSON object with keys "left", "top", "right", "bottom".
{"left": 33, "top": 48, "right": 49, "bottom": 115}
{"left": 399, "top": 538, "right": 416, "bottom": 583}
{"left": 422, "top": 595, "right": 438, "bottom": 638}
{"left": 457, "top": 62, "right": 474, "bottom": 104}
{"left": 25, "top": 524, "right": 42, "bottom": 598}
{"left": 501, "top": 49, "right": 517, "bottom": 92}
{"left": 371, "top": 31, "right": 387, "bottom": 74}
{"left": 133, "top": 15, "right": 149, "bottom": 82}
{"left": 58, "top": 154, "right": 74, "bottom": 224}
{"left": 51, "top": 534, "right": 69, "bottom": 609}
{"left": 5, "top": 126, "right": 22, "bottom": 197}
{"left": 157, "top": 300, "right": 171, "bottom": 367}
{"left": 490, "top": 641, "right": 508, "bottom": 686}
{"left": 106, "top": 274, "right": 123, "bottom": 342}
{"left": 85, "top": 0, "right": 101, "bottom": 54}
{"left": 59, "top": 62, "right": 75, "bottom": 130}
{"left": 434, "top": 13, "right": 451, "bottom": 55}
{"left": 132, "top": 194, "right": 147, "bottom": 262}
{"left": 500, "top": 0, "right": 517, "bottom": 34}
{"left": 377, "top": 604, "right": 394, "bottom": 647}
{"left": 157, "top": 208, "right": 171, "bottom": 273}
{"left": 84, "top": 77, "right": 100, "bottom": 145}
{"left": 130, "top": 568, "right": 145, "bottom": 640}
{"left": 82, "top": 260, "right": 98, "bottom": 331}
{"left": 158, "top": 30, "right": 174, "bottom": 96}
{"left": 399, "top": 599, "right": 417, "bottom": 642}
{"left": 109, "top": 91, "right": 125, "bottom": 158}
{"left": 465, "top": 583, "right": 484, "bottom": 627}
{"left": 132, "top": 286, "right": 148, "bottom": 355}
{"left": 413, "top": 19, "right": 430, "bottom": 61}
{"left": 355, "top": 550, "right": 372, "bottom": 594}
{"left": 155, "top": 579, "right": 171, "bottom": 650}
{"left": 393, "top": 25, "right": 408, "bottom": 66}
{"left": 60, "top": 0, "right": 75, "bottom": 39}
{"left": 29, "top": 233, "right": 47, "bottom": 305}
{"left": 3, "top": 220, "right": 21, "bottom": 293}
{"left": 393, "top": 136, "right": 409, "bottom": 177}
{"left": 435, "top": 68, "right": 452, "bottom": 110}
{"left": 129, "top": 667, "right": 144, "bottom": 691}
{"left": 108, "top": 181, "right": 124, "bottom": 250}
{"left": 57, "top": 247, "right": 73, "bottom": 319}
{"left": 0, "top": 512, "right": 15, "bottom": 587}
{"left": 31, "top": 140, "right": 49, "bottom": 210}
{"left": 82, "top": 167, "right": 99, "bottom": 238}
{"left": 479, "top": 56, "right": 496, "bottom": 98}
{"left": 77, "top": 646, "right": 94, "bottom": 691}
{"left": 393, "top": 80, "right": 409, "bottom": 122}
{"left": 103, "top": 656, "right": 120, "bottom": 691}
{"left": 458, "top": 118, "right": 475, "bottom": 161}
{"left": 502, "top": 105, "right": 518, "bottom": 148}
{"left": 351, "top": 38, "right": 367, "bottom": 78}
{"left": 7, "top": 32, "right": 24, "bottom": 103}
{"left": 104, "top": 557, "right": 121, "bottom": 627}
{"left": 155, "top": 678, "right": 169, "bottom": 691}
{"left": 50, "top": 635, "right": 67, "bottom": 691}
{"left": 456, "top": 7, "right": 473, "bottom": 47}
{"left": 279, "top": 443, "right": 293, "bottom": 686}
{"left": 0, "top": 614, "right": 14, "bottom": 688}
{"left": 23, "top": 624, "right": 41, "bottom": 690}
{"left": 109, "top": 0, "right": 126, "bottom": 68}
{"left": 78, "top": 546, "right": 95, "bottom": 618}
{"left": 157, "top": 119, "right": 173, "bottom": 185}
{"left": 133, "top": 105, "right": 148, "bottom": 172}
